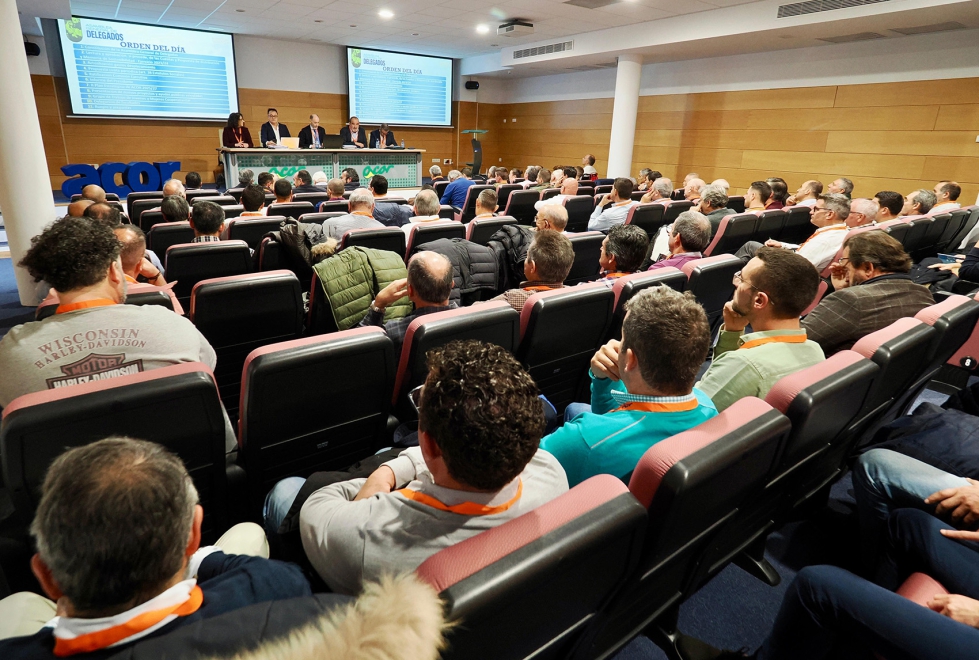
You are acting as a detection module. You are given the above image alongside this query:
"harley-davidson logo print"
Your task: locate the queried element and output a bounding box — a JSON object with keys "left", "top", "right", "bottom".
{"left": 45, "top": 353, "right": 144, "bottom": 389}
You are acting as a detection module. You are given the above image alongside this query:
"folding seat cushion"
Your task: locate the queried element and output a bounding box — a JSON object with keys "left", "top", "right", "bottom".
{"left": 584, "top": 398, "right": 791, "bottom": 658}
{"left": 405, "top": 221, "right": 466, "bottom": 256}
{"left": 238, "top": 327, "right": 396, "bottom": 511}
{"left": 566, "top": 232, "right": 605, "bottom": 285}
{"left": 663, "top": 200, "right": 694, "bottom": 223}
{"left": 564, "top": 195, "right": 596, "bottom": 233}
{"left": 504, "top": 190, "right": 542, "bottom": 225}
{"left": 607, "top": 268, "right": 686, "bottom": 341}
{"left": 703, "top": 213, "right": 759, "bottom": 257}
{"left": 416, "top": 475, "right": 647, "bottom": 660}
{"left": 517, "top": 285, "right": 614, "bottom": 412}
{"left": 781, "top": 205, "right": 816, "bottom": 244}
{"left": 146, "top": 221, "right": 194, "bottom": 255}
{"left": 0, "top": 363, "right": 229, "bottom": 538}
{"left": 190, "top": 271, "right": 303, "bottom": 423}
{"left": 166, "top": 241, "right": 254, "bottom": 308}
{"left": 466, "top": 216, "right": 518, "bottom": 246}
{"left": 318, "top": 200, "right": 349, "bottom": 213}
{"left": 681, "top": 255, "right": 740, "bottom": 332}
{"left": 292, "top": 191, "right": 330, "bottom": 207}
{"left": 224, "top": 216, "right": 286, "bottom": 249}
{"left": 267, "top": 201, "right": 316, "bottom": 220}
{"left": 340, "top": 227, "right": 407, "bottom": 259}
{"left": 391, "top": 302, "right": 520, "bottom": 413}
{"left": 625, "top": 203, "right": 668, "bottom": 239}
{"left": 456, "top": 185, "right": 496, "bottom": 222}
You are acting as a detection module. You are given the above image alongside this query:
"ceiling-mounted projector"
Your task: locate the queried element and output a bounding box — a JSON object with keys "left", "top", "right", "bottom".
{"left": 498, "top": 20, "right": 534, "bottom": 36}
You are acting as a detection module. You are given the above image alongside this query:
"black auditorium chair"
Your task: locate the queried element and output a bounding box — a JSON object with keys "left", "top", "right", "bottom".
{"left": 594, "top": 185, "right": 613, "bottom": 196}
{"left": 268, "top": 201, "right": 316, "bottom": 220}
{"left": 146, "top": 221, "right": 194, "bottom": 254}
{"left": 264, "top": 192, "right": 276, "bottom": 206}
{"left": 663, "top": 200, "right": 694, "bottom": 223}
{"left": 882, "top": 217, "right": 911, "bottom": 248}
{"left": 434, "top": 180, "right": 450, "bottom": 198}
{"left": 946, "top": 207, "right": 979, "bottom": 252}
{"left": 901, "top": 215, "right": 933, "bottom": 260}
{"left": 190, "top": 271, "right": 304, "bottom": 424}
{"left": 340, "top": 227, "right": 407, "bottom": 259}
{"left": 780, "top": 205, "right": 816, "bottom": 244}
{"left": 390, "top": 302, "right": 520, "bottom": 417}
{"left": 682, "top": 255, "right": 740, "bottom": 333}
{"left": 166, "top": 241, "right": 254, "bottom": 309}
{"left": 577, "top": 186, "right": 595, "bottom": 197}
{"left": 258, "top": 236, "right": 283, "bottom": 272}
{"left": 201, "top": 195, "right": 239, "bottom": 208}
{"left": 455, "top": 185, "right": 496, "bottom": 222}
{"left": 937, "top": 208, "right": 972, "bottom": 253}
{"left": 405, "top": 221, "right": 466, "bottom": 256}
{"left": 630, "top": 191, "right": 646, "bottom": 202}
{"left": 466, "top": 216, "right": 518, "bottom": 246}
{"left": 34, "top": 288, "right": 174, "bottom": 321}
{"left": 703, "top": 213, "right": 760, "bottom": 257}
{"left": 318, "top": 200, "right": 349, "bottom": 213}
{"left": 497, "top": 184, "right": 522, "bottom": 210}
{"left": 238, "top": 327, "right": 396, "bottom": 512}
{"left": 583, "top": 397, "right": 791, "bottom": 659}
{"left": 439, "top": 204, "right": 456, "bottom": 219}
{"left": 416, "top": 475, "right": 647, "bottom": 660}
{"left": 186, "top": 189, "right": 220, "bottom": 202}
{"left": 225, "top": 187, "right": 245, "bottom": 202}
{"left": 566, "top": 232, "right": 605, "bottom": 284}
{"left": 564, "top": 195, "right": 595, "bottom": 233}
{"left": 132, "top": 199, "right": 164, "bottom": 227}
{"left": 504, "top": 190, "right": 542, "bottom": 225}
{"left": 516, "top": 284, "right": 614, "bottom": 412}
{"left": 298, "top": 212, "right": 347, "bottom": 225}
{"left": 756, "top": 209, "right": 787, "bottom": 242}
{"left": 916, "top": 212, "right": 951, "bottom": 262}
{"left": 0, "top": 362, "right": 230, "bottom": 540}
{"left": 541, "top": 188, "right": 561, "bottom": 201}
{"left": 727, "top": 195, "right": 746, "bottom": 214}
{"left": 222, "top": 205, "right": 245, "bottom": 219}
{"left": 225, "top": 216, "right": 287, "bottom": 250}
{"left": 293, "top": 191, "right": 331, "bottom": 207}
{"left": 606, "top": 268, "right": 687, "bottom": 341}
{"left": 126, "top": 191, "right": 163, "bottom": 220}
{"left": 625, "top": 203, "right": 668, "bottom": 239}
{"left": 72, "top": 192, "right": 121, "bottom": 202}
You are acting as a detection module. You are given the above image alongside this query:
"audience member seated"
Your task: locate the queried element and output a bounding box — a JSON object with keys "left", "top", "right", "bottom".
{"left": 847, "top": 197, "right": 877, "bottom": 227}
{"left": 648, "top": 211, "right": 712, "bottom": 271}
{"left": 237, "top": 170, "right": 256, "bottom": 188}
{"left": 803, "top": 232, "right": 933, "bottom": 355}
{"left": 261, "top": 341, "right": 568, "bottom": 595}
{"left": 293, "top": 170, "right": 320, "bottom": 195}
{"left": 190, "top": 200, "right": 230, "bottom": 244}
{"left": 161, "top": 195, "right": 190, "bottom": 225}
{"left": 257, "top": 172, "right": 274, "bottom": 194}
{"left": 0, "top": 218, "right": 216, "bottom": 407}
{"left": 356, "top": 252, "right": 456, "bottom": 359}
{"left": 685, "top": 178, "right": 706, "bottom": 202}
{"left": 322, "top": 188, "right": 384, "bottom": 240}
{"left": 827, "top": 177, "right": 855, "bottom": 198}
{"left": 509, "top": 168, "right": 524, "bottom": 183}
{"left": 598, "top": 224, "right": 649, "bottom": 285}
{"left": 440, "top": 169, "right": 475, "bottom": 208}
{"left": 902, "top": 188, "right": 937, "bottom": 216}
{"left": 327, "top": 178, "right": 345, "bottom": 200}
{"left": 369, "top": 175, "right": 413, "bottom": 227}
{"left": 312, "top": 170, "right": 328, "bottom": 187}
{"left": 488, "top": 167, "right": 506, "bottom": 186}
{"left": 636, "top": 168, "right": 658, "bottom": 192}
{"left": 550, "top": 168, "right": 566, "bottom": 188}
{"left": 696, "top": 247, "right": 824, "bottom": 411}
{"left": 65, "top": 198, "right": 93, "bottom": 218}
{"left": 472, "top": 188, "right": 498, "bottom": 220}
{"left": 273, "top": 178, "right": 293, "bottom": 204}
{"left": 765, "top": 177, "right": 788, "bottom": 209}
{"left": 402, "top": 190, "right": 445, "bottom": 236}
{"left": 640, "top": 177, "right": 673, "bottom": 204}
{"left": 744, "top": 180, "right": 772, "bottom": 212}
{"left": 582, "top": 154, "right": 598, "bottom": 178}
{"left": 0, "top": 438, "right": 312, "bottom": 658}
{"left": 341, "top": 167, "right": 360, "bottom": 191}
{"left": 535, "top": 178, "right": 579, "bottom": 210}
{"left": 875, "top": 190, "right": 904, "bottom": 222}
{"left": 80, "top": 184, "right": 106, "bottom": 204}
{"left": 429, "top": 165, "right": 444, "bottom": 183}
{"left": 932, "top": 180, "right": 962, "bottom": 213}
{"left": 240, "top": 184, "right": 267, "bottom": 217}
{"left": 534, "top": 205, "right": 569, "bottom": 233}
{"left": 83, "top": 202, "right": 121, "bottom": 225}
{"left": 785, "top": 180, "right": 823, "bottom": 208}
{"left": 184, "top": 171, "right": 201, "bottom": 190}
{"left": 699, "top": 184, "right": 736, "bottom": 234}
{"left": 493, "top": 230, "right": 574, "bottom": 311}
{"left": 541, "top": 286, "right": 716, "bottom": 486}
{"left": 223, "top": 112, "right": 252, "bottom": 148}
{"left": 711, "top": 178, "right": 731, "bottom": 192}
{"left": 589, "top": 178, "right": 638, "bottom": 232}
{"left": 530, "top": 169, "right": 551, "bottom": 192}
{"left": 738, "top": 193, "right": 851, "bottom": 271}
{"left": 522, "top": 165, "right": 541, "bottom": 189}
{"left": 114, "top": 225, "right": 167, "bottom": 287}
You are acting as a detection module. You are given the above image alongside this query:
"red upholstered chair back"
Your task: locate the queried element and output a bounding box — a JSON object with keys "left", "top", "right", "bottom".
{"left": 681, "top": 254, "right": 740, "bottom": 333}
{"left": 606, "top": 268, "right": 686, "bottom": 342}
{"left": 416, "top": 475, "right": 646, "bottom": 660}
{"left": 564, "top": 195, "right": 596, "bottom": 233}
{"left": 147, "top": 221, "right": 194, "bottom": 254}
{"left": 0, "top": 362, "right": 229, "bottom": 539}
{"left": 504, "top": 190, "right": 543, "bottom": 225}
{"left": 405, "top": 220, "right": 466, "bottom": 257}
{"left": 457, "top": 184, "right": 496, "bottom": 222}
{"left": 466, "top": 216, "right": 518, "bottom": 245}
{"left": 238, "top": 327, "right": 395, "bottom": 511}
{"left": 704, "top": 213, "right": 759, "bottom": 257}
{"left": 516, "top": 284, "right": 614, "bottom": 412}
{"left": 663, "top": 199, "right": 694, "bottom": 223}
{"left": 567, "top": 232, "right": 605, "bottom": 284}
{"left": 916, "top": 294, "right": 979, "bottom": 370}
{"left": 801, "top": 279, "right": 829, "bottom": 317}
{"left": 624, "top": 203, "right": 668, "bottom": 239}
{"left": 165, "top": 240, "right": 254, "bottom": 308}
{"left": 339, "top": 227, "right": 406, "bottom": 259}
{"left": 267, "top": 201, "right": 316, "bottom": 220}
{"left": 496, "top": 183, "right": 522, "bottom": 210}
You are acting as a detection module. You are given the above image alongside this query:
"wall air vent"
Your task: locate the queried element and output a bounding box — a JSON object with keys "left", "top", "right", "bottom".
{"left": 817, "top": 32, "right": 885, "bottom": 43}
{"left": 513, "top": 41, "right": 574, "bottom": 59}
{"left": 777, "top": 0, "right": 890, "bottom": 19}
{"left": 890, "top": 21, "right": 966, "bottom": 35}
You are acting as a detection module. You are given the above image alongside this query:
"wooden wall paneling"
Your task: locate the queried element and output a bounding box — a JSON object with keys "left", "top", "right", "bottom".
{"left": 935, "top": 105, "right": 979, "bottom": 131}
{"left": 833, "top": 78, "right": 979, "bottom": 107}
{"left": 921, "top": 156, "right": 979, "bottom": 185}
{"left": 825, "top": 130, "right": 979, "bottom": 157}
{"left": 740, "top": 151, "right": 927, "bottom": 180}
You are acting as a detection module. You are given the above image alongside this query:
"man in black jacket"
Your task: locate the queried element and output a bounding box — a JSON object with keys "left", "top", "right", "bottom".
{"left": 260, "top": 108, "right": 291, "bottom": 148}
{"left": 339, "top": 116, "right": 367, "bottom": 148}
{"left": 297, "top": 114, "right": 327, "bottom": 149}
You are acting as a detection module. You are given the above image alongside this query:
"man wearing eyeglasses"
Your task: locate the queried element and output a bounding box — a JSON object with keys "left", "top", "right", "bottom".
{"left": 260, "top": 108, "right": 291, "bottom": 148}
{"left": 696, "top": 248, "right": 825, "bottom": 412}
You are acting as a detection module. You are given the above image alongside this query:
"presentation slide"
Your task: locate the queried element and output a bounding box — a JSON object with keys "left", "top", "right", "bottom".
{"left": 347, "top": 47, "right": 452, "bottom": 127}
{"left": 58, "top": 17, "right": 238, "bottom": 120}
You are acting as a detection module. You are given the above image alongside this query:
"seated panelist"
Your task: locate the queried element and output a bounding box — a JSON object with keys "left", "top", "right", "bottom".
{"left": 369, "top": 123, "right": 397, "bottom": 149}
{"left": 298, "top": 114, "right": 328, "bottom": 149}
{"left": 340, "top": 116, "right": 366, "bottom": 148}
{"left": 222, "top": 112, "right": 252, "bottom": 148}
{"left": 260, "top": 107, "right": 291, "bottom": 148}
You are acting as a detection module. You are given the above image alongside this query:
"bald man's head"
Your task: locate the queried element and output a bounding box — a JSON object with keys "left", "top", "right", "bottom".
{"left": 67, "top": 199, "right": 94, "bottom": 217}
{"left": 560, "top": 178, "right": 579, "bottom": 195}
{"left": 81, "top": 185, "right": 106, "bottom": 203}
{"left": 162, "top": 179, "right": 185, "bottom": 198}
{"left": 408, "top": 251, "right": 453, "bottom": 305}
{"left": 113, "top": 225, "right": 146, "bottom": 276}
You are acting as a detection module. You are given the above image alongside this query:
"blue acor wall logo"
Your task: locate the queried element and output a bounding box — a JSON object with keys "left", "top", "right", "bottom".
{"left": 60, "top": 161, "right": 181, "bottom": 198}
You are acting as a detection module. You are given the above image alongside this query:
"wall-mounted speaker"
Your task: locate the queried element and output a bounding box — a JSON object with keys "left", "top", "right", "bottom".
{"left": 25, "top": 41, "right": 41, "bottom": 57}
{"left": 465, "top": 80, "right": 479, "bottom": 90}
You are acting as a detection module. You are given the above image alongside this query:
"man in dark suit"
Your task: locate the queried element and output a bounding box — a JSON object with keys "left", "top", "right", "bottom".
{"left": 368, "top": 123, "right": 397, "bottom": 149}
{"left": 298, "top": 114, "right": 327, "bottom": 149}
{"left": 260, "top": 108, "right": 291, "bottom": 148}
{"left": 293, "top": 170, "right": 321, "bottom": 194}
{"left": 339, "top": 116, "right": 367, "bottom": 148}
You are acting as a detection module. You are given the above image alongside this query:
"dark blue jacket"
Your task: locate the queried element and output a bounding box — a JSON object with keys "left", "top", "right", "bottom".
{"left": 441, "top": 178, "right": 475, "bottom": 208}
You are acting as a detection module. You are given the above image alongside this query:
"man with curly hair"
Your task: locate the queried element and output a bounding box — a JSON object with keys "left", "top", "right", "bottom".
{"left": 0, "top": 217, "right": 216, "bottom": 408}
{"left": 264, "top": 340, "right": 569, "bottom": 595}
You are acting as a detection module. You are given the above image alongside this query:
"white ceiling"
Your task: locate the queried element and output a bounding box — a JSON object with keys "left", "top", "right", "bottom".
{"left": 57, "top": 0, "right": 763, "bottom": 58}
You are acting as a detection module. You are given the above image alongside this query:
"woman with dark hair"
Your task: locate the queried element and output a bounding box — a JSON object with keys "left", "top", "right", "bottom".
{"left": 223, "top": 112, "right": 252, "bottom": 148}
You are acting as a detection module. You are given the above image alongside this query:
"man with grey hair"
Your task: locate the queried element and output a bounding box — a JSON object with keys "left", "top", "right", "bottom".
{"left": 0, "top": 437, "right": 311, "bottom": 657}
{"left": 534, "top": 204, "right": 569, "bottom": 233}
{"left": 146, "top": 178, "right": 188, "bottom": 215}
{"left": 640, "top": 177, "right": 674, "bottom": 204}
{"left": 237, "top": 170, "right": 254, "bottom": 188}
{"left": 403, "top": 190, "right": 445, "bottom": 236}
{"left": 699, "top": 184, "right": 736, "bottom": 235}
{"left": 902, "top": 189, "right": 937, "bottom": 216}
{"left": 755, "top": 193, "right": 851, "bottom": 271}
{"left": 429, "top": 165, "right": 444, "bottom": 182}
{"left": 440, "top": 169, "right": 474, "bottom": 208}
{"left": 684, "top": 178, "right": 706, "bottom": 202}
{"left": 848, "top": 198, "right": 878, "bottom": 228}
{"left": 649, "top": 211, "right": 712, "bottom": 271}
{"left": 322, "top": 188, "right": 383, "bottom": 240}
{"left": 828, "top": 177, "right": 854, "bottom": 197}
{"left": 522, "top": 165, "right": 541, "bottom": 189}
{"left": 711, "top": 178, "right": 731, "bottom": 192}
{"left": 473, "top": 189, "right": 498, "bottom": 220}
{"left": 161, "top": 195, "right": 190, "bottom": 224}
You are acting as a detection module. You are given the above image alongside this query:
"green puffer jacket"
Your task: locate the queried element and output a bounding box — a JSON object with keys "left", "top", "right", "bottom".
{"left": 313, "top": 247, "right": 412, "bottom": 330}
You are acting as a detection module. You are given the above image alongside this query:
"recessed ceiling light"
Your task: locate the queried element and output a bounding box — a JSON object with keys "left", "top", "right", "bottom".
{"left": 412, "top": 32, "right": 420, "bottom": 36}
{"left": 476, "top": 24, "right": 489, "bottom": 34}
{"left": 235, "top": 8, "right": 245, "bottom": 12}
{"left": 378, "top": 9, "right": 394, "bottom": 18}
{"left": 314, "top": 19, "right": 323, "bottom": 22}
{"left": 350, "top": 24, "right": 357, "bottom": 27}
{"left": 491, "top": 43, "right": 499, "bottom": 46}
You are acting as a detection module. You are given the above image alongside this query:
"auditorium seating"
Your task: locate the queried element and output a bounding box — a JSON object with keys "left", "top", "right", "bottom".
{"left": 727, "top": 195, "right": 746, "bottom": 214}
{"left": 504, "top": 190, "right": 542, "bottom": 224}
{"left": 541, "top": 188, "right": 560, "bottom": 201}
{"left": 298, "top": 211, "right": 347, "bottom": 224}
{"left": 224, "top": 216, "right": 287, "bottom": 250}
{"left": 35, "top": 288, "right": 175, "bottom": 321}
{"left": 405, "top": 221, "right": 466, "bottom": 256}
{"left": 946, "top": 206, "right": 979, "bottom": 250}
{"left": 497, "top": 183, "right": 522, "bottom": 209}
{"left": 268, "top": 201, "right": 316, "bottom": 220}
{"left": 0, "top": 363, "right": 230, "bottom": 539}
{"left": 416, "top": 475, "right": 647, "bottom": 660}
{"left": 339, "top": 227, "right": 407, "bottom": 259}
{"left": 225, "top": 186, "right": 245, "bottom": 202}
{"left": 577, "top": 186, "right": 595, "bottom": 197}
{"left": 292, "top": 191, "right": 331, "bottom": 207}
{"left": 663, "top": 200, "right": 695, "bottom": 223}
{"left": 258, "top": 236, "right": 283, "bottom": 272}
{"left": 583, "top": 397, "right": 791, "bottom": 658}
{"left": 222, "top": 205, "right": 245, "bottom": 219}
{"left": 318, "top": 199, "right": 349, "bottom": 213}
{"left": 630, "top": 191, "right": 646, "bottom": 202}
{"left": 467, "top": 216, "right": 518, "bottom": 245}
{"left": 881, "top": 217, "right": 911, "bottom": 246}
{"left": 756, "top": 209, "right": 787, "bottom": 241}
{"left": 391, "top": 302, "right": 520, "bottom": 416}
{"left": 434, "top": 180, "right": 450, "bottom": 198}
{"left": 439, "top": 204, "right": 456, "bottom": 219}
{"left": 190, "top": 271, "right": 304, "bottom": 423}
{"left": 682, "top": 255, "right": 740, "bottom": 333}
{"left": 936, "top": 207, "right": 972, "bottom": 252}
{"left": 566, "top": 232, "right": 605, "bottom": 284}
{"left": 185, "top": 189, "right": 220, "bottom": 202}
{"left": 516, "top": 285, "right": 614, "bottom": 412}
{"left": 132, "top": 198, "right": 164, "bottom": 226}
{"left": 146, "top": 221, "right": 194, "bottom": 254}
{"left": 238, "top": 327, "right": 395, "bottom": 511}
{"left": 201, "top": 195, "right": 239, "bottom": 208}
{"left": 703, "top": 213, "right": 762, "bottom": 257}
{"left": 780, "top": 205, "right": 817, "bottom": 244}
{"left": 625, "top": 203, "right": 668, "bottom": 239}
{"left": 607, "top": 268, "right": 687, "bottom": 341}
{"left": 455, "top": 184, "right": 496, "bottom": 222}
{"left": 595, "top": 185, "right": 613, "bottom": 196}
{"left": 126, "top": 191, "right": 163, "bottom": 219}
{"left": 564, "top": 195, "right": 595, "bottom": 232}
{"left": 166, "top": 241, "right": 254, "bottom": 308}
